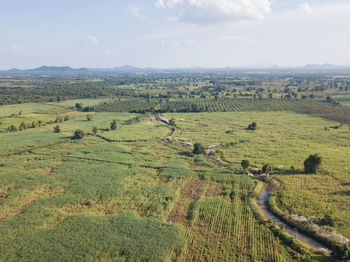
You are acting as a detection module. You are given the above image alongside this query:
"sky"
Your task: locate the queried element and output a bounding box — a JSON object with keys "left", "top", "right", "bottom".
{"left": 1, "top": 0, "right": 350, "bottom": 69}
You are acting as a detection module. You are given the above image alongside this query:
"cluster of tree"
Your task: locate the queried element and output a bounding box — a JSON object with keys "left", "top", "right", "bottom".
{"left": 7, "top": 120, "right": 44, "bottom": 132}
{"left": 241, "top": 155, "right": 322, "bottom": 175}
{"left": 241, "top": 160, "right": 272, "bottom": 174}
{"left": 304, "top": 154, "right": 322, "bottom": 173}
{"left": 192, "top": 143, "right": 205, "bottom": 155}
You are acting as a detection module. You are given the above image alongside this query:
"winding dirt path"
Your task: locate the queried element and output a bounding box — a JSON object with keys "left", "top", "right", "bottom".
{"left": 159, "top": 117, "right": 331, "bottom": 254}
{"left": 257, "top": 183, "right": 330, "bottom": 253}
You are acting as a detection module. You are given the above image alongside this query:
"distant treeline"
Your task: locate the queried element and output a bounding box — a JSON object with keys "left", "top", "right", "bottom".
{"left": 94, "top": 98, "right": 350, "bottom": 125}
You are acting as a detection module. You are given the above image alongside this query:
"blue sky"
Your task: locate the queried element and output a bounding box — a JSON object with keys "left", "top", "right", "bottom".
{"left": 1, "top": 0, "right": 350, "bottom": 69}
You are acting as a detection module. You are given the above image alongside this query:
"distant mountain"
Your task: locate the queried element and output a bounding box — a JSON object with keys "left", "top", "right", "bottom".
{"left": 114, "top": 65, "right": 142, "bottom": 72}
{"left": 2, "top": 64, "right": 350, "bottom": 75}
{"left": 31, "top": 66, "right": 75, "bottom": 72}
{"left": 304, "top": 64, "right": 338, "bottom": 69}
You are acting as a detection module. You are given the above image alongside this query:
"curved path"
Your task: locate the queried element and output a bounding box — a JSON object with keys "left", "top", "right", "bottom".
{"left": 257, "top": 184, "right": 330, "bottom": 253}
{"left": 161, "top": 118, "right": 330, "bottom": 254}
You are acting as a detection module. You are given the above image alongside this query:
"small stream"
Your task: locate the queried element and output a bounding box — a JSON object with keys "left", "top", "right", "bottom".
{"left": 257, "top": 185, "right": 330, "bottom": 253}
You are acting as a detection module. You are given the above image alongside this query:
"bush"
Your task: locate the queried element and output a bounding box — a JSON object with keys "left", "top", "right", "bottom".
{"left": 262, "top": 164, "right": 272, "bottom": 174}
{"left": 304, "top": 154, "right": 322, "bottom": 173}
{"left": 110, "top": 120, "right": 117, "bottom": 130}
{"left": 169, "top": 118, "right": 176, "bottom": 127}
{"left": 53, "top": 125, "right": 61, "bottom": 133}
{"left": 92, "top": 127, "right": 98, "bottom": 135}
{"left": 241, "top": 160, "right": 249, "bottom": 170}
{"left": 72, "top": 129, "right": 84, "bottom": 140}
{"left": 321, "top": 214, "right": 335, "bottom": 227}
{"left": 247, "top": 122, "right": 257, "bottom": 130}
{"left": 192, "top": 143, "right": 205, "bottom": 155}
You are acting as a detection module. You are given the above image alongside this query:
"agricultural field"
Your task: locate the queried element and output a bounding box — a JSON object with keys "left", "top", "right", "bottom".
{"left": 1, "top": 72, "right": 350, "bottom": 261}
{"left": 165, "top": 112, "right": 350, "bottom": 239}
{"left": 333, "top": 95, "right": 350, "bottom": 106}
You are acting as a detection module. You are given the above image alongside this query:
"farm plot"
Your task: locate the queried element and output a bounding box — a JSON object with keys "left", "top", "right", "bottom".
{"left": 0, "top": 105, "right": 335, "bottom": 261}
{"left": 167, "top": 111, "right": 350, "bottom": 239}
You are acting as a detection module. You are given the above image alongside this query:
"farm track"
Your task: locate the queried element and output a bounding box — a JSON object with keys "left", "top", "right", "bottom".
{"left": 159, "top": 117, "right": 333, "bottom": 255}
{"left": 257, "top": 183, "right": 330, "bottom": 253}
{"left": 96, "top": 135, "right": 149, "bottom": 143}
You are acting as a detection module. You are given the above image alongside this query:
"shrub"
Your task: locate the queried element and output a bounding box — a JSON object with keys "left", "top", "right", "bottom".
{"left": 8, "top": 125, "right": 18, "bottom": 132}
{"left": 241, "top": 160, "right": 249, "bottom": 170}
{"left": 321, "top": 214, "right": 335, "bottom": 227}
{"left": 304, "top": 154, "right": 322, "bottom": 173}
{"left": 53, "top": 125, "right": 61, "bottom": 133}
{"left": 262, "top": 164, "right": 272, "bottom": 174}
{"left": 72, "top": 129, "right": 84, "bottom": 140}
{"left": 247, "top": 122, "right": 257, "bottom": 130}
{"left": 92, "top": 127, "right": 98, "bottom": 135}
{"left": 169, "top": 118, "right": 176, "bottom": 127}
{"left": 110, "top": 120, "right": 117, "bottom": 130}
{"left": 192, "top": 143, "right": 205, "bottom": 154}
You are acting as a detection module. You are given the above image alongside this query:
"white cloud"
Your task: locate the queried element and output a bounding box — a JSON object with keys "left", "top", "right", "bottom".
{"left": 156, "top": 0, "right": 271, "bottom": 24}
{"left": 11, "top": 44, "right": 24, "bottom": 54}
{"left": 87, "top": 35, "right": 99, "bottom": 46}
{"left": 129, "top": 5, "right": 148, "bottom": 20}
{"left": 217, "top": 34, "right": 262, "bottom": 43}
{"left": 299, "top": 2, "right": 312, "bottom": 14}
{"left": 105, "top": 49, "right": 119, "bottom": 56}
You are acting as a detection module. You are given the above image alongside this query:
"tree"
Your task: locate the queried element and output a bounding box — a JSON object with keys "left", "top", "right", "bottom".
{"left": 19, "top": 122, "right": 26, "bottom": 131}
{"left": 247, "top": 122, "right": 257, "bottom": 130}
{"left": 8, "top": 125, "right": 18, "bottom": 132}
{"left": 262, "top": 164, "right": 272, "bottom": 174}
{"left": 304, "top": 154, "right": 322, "bottom": 173}
{"left": 55, "top": 116, "right": 63, "bottom": 123}
{"left": 110, "top": 120, "right": 117, "bottom": 130}
{"left": 53, "top": 125, "right": 61, "bottom": 133}
{"left": 169, "top": 118, "right": 176, "bottom": 127}
{"left": 92, "top": 126, "right": 98, "bottom": 135}
{"left": 86, "top": 115, "right": 93, "bottom": 121}
{"left": 241, "top": 160, "right": 249, "bottom": 170}
{"left": 72, "top": 129, "right": 84, "bottom": 140}
{"left": 75, "top": 103, "right": 82, "bottom": 109}
{"left": 193, "top": 143, "right": 205, "bottom": 154}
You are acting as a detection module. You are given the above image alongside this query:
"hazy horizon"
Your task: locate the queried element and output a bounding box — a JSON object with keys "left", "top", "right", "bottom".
{"left": 1, "top": 0, "right": 350, "bottom": 69}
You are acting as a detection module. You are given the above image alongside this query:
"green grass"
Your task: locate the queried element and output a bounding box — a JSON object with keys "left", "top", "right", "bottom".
{"left": 0, "top": 129, "right": 68, "bottom": 154}
{"left": 333, "top": 95, "right": 350, "bottom": 106}
{"left": 100, "top": 120, "right": 169, "bottom": 141}
{"left": 0, "top": 212, "right": 185, "bottom": 262}
{"left": 166, "top": 111, "right": 350, "bottom": 238}
{"left": 0, "top": 101, "right": 343, "bottom": 261}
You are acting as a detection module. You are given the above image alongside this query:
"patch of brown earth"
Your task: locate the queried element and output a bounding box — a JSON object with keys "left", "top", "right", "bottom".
{"left": 205, "top": 186, "right": 222, "bottom": 197}
{"left": 182, "top": 178, "right": 202, "bottom": 200}
{"left": 0, "top": 185, "right": 10, "bottom": 201}
{"left": 168, "top": 208, "right": 189, "bottom": 224}
{"left": 0, "top": 186, "right": 64, "bottom": 222}
{"left": 62, "top": 201, "right": 114, "bottom": 215}
{"left": 31, "top": 167, "right": 52, "bottom": 174}
{"left": 83, "top": 141, "right": 101, "bottom": 146}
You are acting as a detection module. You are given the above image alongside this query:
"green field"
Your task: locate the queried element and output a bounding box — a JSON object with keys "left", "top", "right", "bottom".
{"left": 1, "top": 98, "right": 349, "bottom": 261}
{"left": 333, "top": 95, "right": 350, "bottom": 106}
{"left": 165, "top": 112, "right": 350, "bottom": 238}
